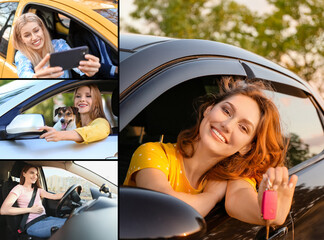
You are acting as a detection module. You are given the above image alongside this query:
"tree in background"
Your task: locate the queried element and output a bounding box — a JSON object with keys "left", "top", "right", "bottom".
{"left": 125, "top": 0, "right": 324, "bottom": 95}
{"left": 0, "top": 80, "right": 13, "bottom": 86}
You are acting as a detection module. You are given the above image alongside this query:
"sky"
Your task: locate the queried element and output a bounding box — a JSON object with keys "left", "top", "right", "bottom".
{"left": 120, "top": 0, "right": 273, "bottom": 33}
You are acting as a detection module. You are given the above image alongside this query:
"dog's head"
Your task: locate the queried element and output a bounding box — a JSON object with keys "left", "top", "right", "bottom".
{"left": 55, "top": 106, "right": 78, "bottom": 130}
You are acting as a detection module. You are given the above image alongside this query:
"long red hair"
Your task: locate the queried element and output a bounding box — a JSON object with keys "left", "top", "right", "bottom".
{"left": 177, "top": 77, "right": 288, "bottom": 185}
{"left": 74, "top": 84, "right": 108, "bottom": 126}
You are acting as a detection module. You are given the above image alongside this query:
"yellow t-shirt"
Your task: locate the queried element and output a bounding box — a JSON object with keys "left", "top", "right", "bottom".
{"left": 124, "top": 142, "right": 257, "bottom": 192}
{"left": 74, "top": 118, "right": 110, "bottom": 144}
{"left": 124, "top": 142, "right": 206, "bottom": 194}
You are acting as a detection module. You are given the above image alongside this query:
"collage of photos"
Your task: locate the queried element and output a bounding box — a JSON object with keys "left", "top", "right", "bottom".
{"left": 0, "top": 0, "right": 118, "bottom": 240}
{"left": 1, "top": 0, "right": 324, "bottom": 240}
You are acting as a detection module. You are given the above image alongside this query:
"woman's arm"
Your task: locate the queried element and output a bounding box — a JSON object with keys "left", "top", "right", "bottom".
{"left": 39, "top": 126, "right": 83, "bottom": 142}
{"left": 41, "top": 190, "right": 64, "bottom": 200}
{"left": 0, "top": 192, "right": 43, "bottom": 215}
{"left": 135, "top": 168, "right": 227, "bottom": 217}
{"left": 225, "top": 167, "right": 298, "bottom": 226}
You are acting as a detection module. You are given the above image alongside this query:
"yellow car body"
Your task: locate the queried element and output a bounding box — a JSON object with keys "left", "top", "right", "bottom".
{"left": 0, "top": 0, "right": 118, "bottom": 78}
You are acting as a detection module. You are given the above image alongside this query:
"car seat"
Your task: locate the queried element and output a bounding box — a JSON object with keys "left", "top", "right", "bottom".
{"left": 1, "top": 162, "right": 47, "bottom": 240}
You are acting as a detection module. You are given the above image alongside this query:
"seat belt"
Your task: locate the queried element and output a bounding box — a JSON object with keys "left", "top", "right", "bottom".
{"left": 18, "top": 187, "right": 38, "bottom": 233}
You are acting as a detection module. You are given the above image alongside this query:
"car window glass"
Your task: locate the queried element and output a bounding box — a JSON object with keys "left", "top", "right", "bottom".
{"left": 0, "top": 2, "right": 18, "bottom": 57}
{"left": 94, "top": 8, "right": 118, "bottom": 25}
{"left": 57, "top": 13, "right": 70, "bottom": 28}
{"left": 265, "top": 89, "right": 324, "bottom": 167}
{"left": 42, "top": 167, "right": 99, "bottom": 201}
{"left": 0, "top": 80, "right": 37, "bottom": 107}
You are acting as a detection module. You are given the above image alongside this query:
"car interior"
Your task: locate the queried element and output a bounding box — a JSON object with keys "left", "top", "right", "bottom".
{"left": 22, "top": 5, "right": 118, "bottom": 79}
{"left": 0, "top": 161, "right": 63, "bottom": 240}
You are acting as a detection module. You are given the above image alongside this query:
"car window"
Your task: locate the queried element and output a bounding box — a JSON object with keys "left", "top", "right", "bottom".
{"left": 120, "top": 76, "right": 324, "bottom": 183}
{"left": 0, "top": 2, "right": 18, "bottom": 57}
{"left": 0, "top": 80, "right": 37, "bottom": 107}
{"left": 57, "top": 13, "right": 70, "bottom": 29}
{"left": 24, "top": 91, "right": 116, "bottom": 128}
{"left": 94, "top": 8, "right": 118, "bottom": 25}
{"left": 266, "top": 89, "right": 324, "bottom": 167}
{"left": 42, "top": 167, "right": 99, "bottom": 201}
{"left": 75, "top": 161, "right": 118, "bottom": 186}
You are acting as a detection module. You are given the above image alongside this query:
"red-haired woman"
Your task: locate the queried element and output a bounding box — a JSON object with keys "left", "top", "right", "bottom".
{"left": 0, "top": 164, "right": 65, "bottom": 238}
{"left": 124, "top": 77, "right": 298, "bottom": 226}
{"left": 39, "top": 84, "right": 110, "bottom": 144}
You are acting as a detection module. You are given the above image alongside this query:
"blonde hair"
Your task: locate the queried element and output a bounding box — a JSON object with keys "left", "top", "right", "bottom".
{"left": 12, "top": 13, "right": 54, "bottom": 67}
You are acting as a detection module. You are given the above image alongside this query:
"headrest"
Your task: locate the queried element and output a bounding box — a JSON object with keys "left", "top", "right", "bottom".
{"left": 10, "top": 161, "right": 27, "bottom": 178}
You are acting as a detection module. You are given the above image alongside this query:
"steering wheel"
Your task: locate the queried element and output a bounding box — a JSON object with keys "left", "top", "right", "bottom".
{"left": 56, "top": 184, "right": 82, "bottom": 217}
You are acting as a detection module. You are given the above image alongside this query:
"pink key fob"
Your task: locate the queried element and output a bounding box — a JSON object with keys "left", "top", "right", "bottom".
{"left": 262, "top": 190, "right": 277, "bottom": 220}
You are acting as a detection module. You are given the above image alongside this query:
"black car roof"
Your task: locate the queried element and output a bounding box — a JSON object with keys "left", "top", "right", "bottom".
{"left": 120, "top": 34, "right": 306, "bottom": 91}
{"left": 120, "top": 34, "right": 324, "bottom": 112}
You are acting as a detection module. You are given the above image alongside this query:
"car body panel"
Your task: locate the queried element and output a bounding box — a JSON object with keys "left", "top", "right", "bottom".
{"left": 0, "top": 0, "right": 117, "bottom": 77}
{"left": 120, "top": 34, "right": 306, "bottom": 96}
{"left": 0, "top": 135, "right": 117, "bottom": 159}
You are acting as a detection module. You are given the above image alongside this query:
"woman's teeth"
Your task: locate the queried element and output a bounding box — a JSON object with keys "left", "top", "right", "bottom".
{"left": 212, "top": 128, "right": 226, "bottom": 143}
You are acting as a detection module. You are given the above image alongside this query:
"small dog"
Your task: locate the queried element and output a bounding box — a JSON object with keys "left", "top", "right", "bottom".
{"left": 53, "top": 107, "right": 78, "bottom": 131}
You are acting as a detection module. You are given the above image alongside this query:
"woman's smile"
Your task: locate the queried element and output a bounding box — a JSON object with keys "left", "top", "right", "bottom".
{"left": 211, "top": 126, "right": 227, "bottom": 143}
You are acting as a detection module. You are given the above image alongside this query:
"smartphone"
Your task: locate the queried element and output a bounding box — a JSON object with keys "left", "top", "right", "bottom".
{"left": 49, "top": 46, "right": 89, "bottom": 70}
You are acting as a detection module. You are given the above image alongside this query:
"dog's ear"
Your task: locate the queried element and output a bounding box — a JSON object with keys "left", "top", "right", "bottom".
{"left": 55, "top": 107, "right": 61, "bottom": 116}
{"left": 71, "top": 107, "right": 79, "bottom": 115}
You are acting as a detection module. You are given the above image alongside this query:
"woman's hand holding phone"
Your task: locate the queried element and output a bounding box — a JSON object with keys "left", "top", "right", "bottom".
{"left": 33, "top": 54, "right": 64, "bottom": 78}
{"left": 78, "top": 54, "right": 101, "bottom": 77}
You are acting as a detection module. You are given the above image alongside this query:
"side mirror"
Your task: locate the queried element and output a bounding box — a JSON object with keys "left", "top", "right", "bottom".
{"left": 5, "top": 114, "right": 45, "bottom": 139}
{"left": 119, "top": 187, "right": 206, "bottom": 239}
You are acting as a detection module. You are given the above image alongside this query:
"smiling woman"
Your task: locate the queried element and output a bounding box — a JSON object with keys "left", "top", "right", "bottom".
{"left": 123, "top": 77, "right": 298, "bottom": 225}
{"left": 12, "top": 13, "right": 100, "bottom": 78}
{"left": 39, "top": 84, "right": 111, "bottom": 144}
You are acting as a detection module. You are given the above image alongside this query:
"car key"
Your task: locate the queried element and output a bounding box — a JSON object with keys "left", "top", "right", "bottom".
{"left": 262, "top": 179, "right": 277, "bottom": 239}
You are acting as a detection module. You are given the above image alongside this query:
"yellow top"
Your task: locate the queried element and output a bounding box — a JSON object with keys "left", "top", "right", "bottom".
{"left": 124, "top": 142, "right": 257, "bottom": 192}
{"left": 74, "top": 118, "right": 110, "bottom": 144}
{"left": 124, "top": 142, "right": 206, "bottom": 193}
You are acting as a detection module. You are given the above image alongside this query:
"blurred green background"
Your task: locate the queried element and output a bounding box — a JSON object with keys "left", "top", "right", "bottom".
{"left": 121, "top": 0, "right": 324, "bottom": 96}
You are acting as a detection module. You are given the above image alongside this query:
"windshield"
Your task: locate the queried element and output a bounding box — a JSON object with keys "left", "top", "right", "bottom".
{"left": 94, "top": 8, "right": 117, "bottom": 25}
{"left": 0, "top": 80, "right": 38, "bottom": 107}
{"left": 75, "top": 161, "right": 118, "bottom": 186}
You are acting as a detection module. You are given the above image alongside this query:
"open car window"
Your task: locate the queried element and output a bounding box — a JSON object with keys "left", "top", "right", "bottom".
{"left": 120, "top": 75, "right": 324, "bottom": 183}
{"left": 23, "top": 88, "right": 117, "bottom": 129}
